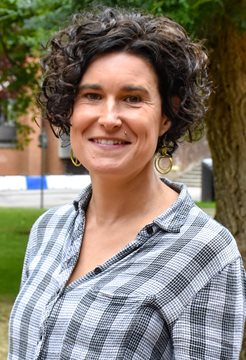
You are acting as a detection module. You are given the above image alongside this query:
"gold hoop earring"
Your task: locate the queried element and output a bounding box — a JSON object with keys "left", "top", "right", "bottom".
{"left": 70, "top": 149, "right": 81, "bottom": 167}
{"left": 154, "top": 146, "right": 173, "bottom": 174}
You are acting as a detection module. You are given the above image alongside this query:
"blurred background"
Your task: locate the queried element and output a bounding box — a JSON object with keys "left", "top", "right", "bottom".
{"left": 0, "top": 0, "right": 245, "bottom": 358}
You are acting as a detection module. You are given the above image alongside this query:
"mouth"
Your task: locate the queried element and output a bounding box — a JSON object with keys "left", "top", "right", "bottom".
{"left": 89, "top": 138, "right": 131, "bottom": 145}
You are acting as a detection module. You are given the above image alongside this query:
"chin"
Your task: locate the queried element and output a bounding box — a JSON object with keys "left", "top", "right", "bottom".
{"left": 87, "top": 163, "right": 124, "bottom": 177}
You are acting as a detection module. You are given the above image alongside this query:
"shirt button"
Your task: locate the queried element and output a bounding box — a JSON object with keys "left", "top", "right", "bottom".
{"left": 94, "top": 267, "right": 102, "bottom": 275}
{"left": 37, "top": 334, "right": 43, "bottom": 344}
{"left": 147, "top": 226, "right": 154, "bottom": 235}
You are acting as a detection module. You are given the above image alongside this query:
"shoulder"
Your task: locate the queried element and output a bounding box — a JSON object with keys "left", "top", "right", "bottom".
{"left": 26, "top": 203, "right": 76, "bottom": 254}
{"left": 186, "top": 204, "right": 238, "bottom": 255}
{"left": 32, "top": 184, "right": 91, "bottom": 231}
{"left": 178, "top": 203, "right": 241, "bottom": 275}
{"left": 32, "top": 203, "right": 75, "bottom": 230}
{"left": 155, "top": 204, "right": 244, "bottom": 322}
{"left": 156, "top": 179, "right": 240, "bottom": 272}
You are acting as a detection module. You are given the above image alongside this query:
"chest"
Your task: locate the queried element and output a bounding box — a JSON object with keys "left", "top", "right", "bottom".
{"left": 9, "top": 223, "right": 195, "bottom": 360}
{"left": 10, "top": 251, "right": 175, "bottom": 360}
{"left": 68, "top": 223, "right": 142, "bottom": 283}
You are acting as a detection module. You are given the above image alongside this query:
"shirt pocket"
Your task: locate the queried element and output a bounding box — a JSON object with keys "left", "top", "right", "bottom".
{"left": 62, "top": 288, "right": 165, "bottom": 359}
{"left": 81, "top": 287, "right": 149, "bottom": 319}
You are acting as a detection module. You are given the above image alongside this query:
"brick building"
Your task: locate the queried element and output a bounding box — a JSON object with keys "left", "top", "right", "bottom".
{"left": 0, "top": 113, "right": 88, "bottom": 176}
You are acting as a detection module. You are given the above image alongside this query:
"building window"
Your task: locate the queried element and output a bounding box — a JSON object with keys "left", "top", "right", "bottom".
{"left": 0, "top": 100, "right": 17, "bottom": 147}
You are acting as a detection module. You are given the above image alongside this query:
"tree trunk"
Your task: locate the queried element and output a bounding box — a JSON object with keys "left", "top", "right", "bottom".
{"left": 206, "top": 21, "right": 246, "bottom": 359}
{"left": 207, "top": 22, "right": 246, "bottom": 263}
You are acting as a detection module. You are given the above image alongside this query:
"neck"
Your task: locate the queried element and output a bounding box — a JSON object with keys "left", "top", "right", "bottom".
{"left": 87, "top": 167, "right": 176, "bottom": 226}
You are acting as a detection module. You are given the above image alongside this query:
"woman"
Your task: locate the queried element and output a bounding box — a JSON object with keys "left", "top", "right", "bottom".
{"left": 9, "top": 8, "right": 245, "bottom": 359}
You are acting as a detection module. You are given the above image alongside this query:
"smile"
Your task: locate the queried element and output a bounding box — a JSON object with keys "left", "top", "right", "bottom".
{"left": 90, "top": 138, "right": 130, "bottom": 145}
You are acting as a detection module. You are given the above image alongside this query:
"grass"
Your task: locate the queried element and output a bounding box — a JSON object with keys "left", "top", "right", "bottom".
{"left": 196, "top": 201, "right": 216, "bottom": 209}
{"left": 0, "top": 208, "right": 45, "bottom": 299}
{"left": 0, "top": 207, "right": 45, "bottom": 359}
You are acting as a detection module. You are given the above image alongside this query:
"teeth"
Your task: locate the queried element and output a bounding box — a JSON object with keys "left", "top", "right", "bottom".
{"left": 94, "top": 139, "right": 125, "bottom": 145}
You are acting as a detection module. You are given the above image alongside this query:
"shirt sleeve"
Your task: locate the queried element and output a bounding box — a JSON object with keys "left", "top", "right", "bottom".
{"left": 19, "top": 210, "right": 47, "bottom": 288}
{"left": 19, "top": 221, "right": 38, "bottom": 288}
{"left": 172, "top": 257, "right": 246, "bottom": 359}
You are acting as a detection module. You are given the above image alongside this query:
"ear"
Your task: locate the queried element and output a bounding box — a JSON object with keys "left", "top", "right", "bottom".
{"left": 159, "top": 114, "right": 171, "bottom": 137}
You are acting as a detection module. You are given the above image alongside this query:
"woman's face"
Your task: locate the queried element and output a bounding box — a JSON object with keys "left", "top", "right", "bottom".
{"left": 70, "top": 52, "right": 170, "bottom": 178}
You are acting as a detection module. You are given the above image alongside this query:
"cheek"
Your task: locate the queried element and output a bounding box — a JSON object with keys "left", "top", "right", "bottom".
{"left": 139, "top": 127, "right": 159, "bottom": 154}
{"left": 70, "top": 110, "right": 87, "bottom": 133}
{"left": 71, "top": 104, "right": 99, "bottom": 129}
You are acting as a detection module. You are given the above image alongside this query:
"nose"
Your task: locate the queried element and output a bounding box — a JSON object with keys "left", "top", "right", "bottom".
{"left": 98, "top": 99, "right": 122, "bottom": 131}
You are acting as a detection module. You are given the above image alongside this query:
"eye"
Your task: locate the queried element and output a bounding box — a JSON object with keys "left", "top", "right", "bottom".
{"left": 124, "top": 95, "right": 141, "bottom": 103}
{"left": 83, "top": 93, "right": 102, "bottom": 101}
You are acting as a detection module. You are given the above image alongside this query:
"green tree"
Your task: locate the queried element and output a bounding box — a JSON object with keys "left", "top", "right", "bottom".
{"left": 0, "top": 0, "right": 72, "bottom": 146}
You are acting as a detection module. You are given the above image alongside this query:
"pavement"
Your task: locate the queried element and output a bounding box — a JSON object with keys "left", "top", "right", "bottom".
{"left": 0, "top": 187, "right": 202, "bottom": 209}
{"left": 0, "top": 189, "right": 80, "bottom": 209}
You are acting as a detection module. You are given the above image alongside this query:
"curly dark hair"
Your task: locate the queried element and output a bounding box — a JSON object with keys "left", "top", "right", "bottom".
{"left": 37, "top": 7, "right": 211, "bottom": 155}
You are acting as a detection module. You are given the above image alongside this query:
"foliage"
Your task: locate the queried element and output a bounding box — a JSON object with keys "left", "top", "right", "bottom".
{"left": 0, "top": 0, "right": 72, "bottom": 147}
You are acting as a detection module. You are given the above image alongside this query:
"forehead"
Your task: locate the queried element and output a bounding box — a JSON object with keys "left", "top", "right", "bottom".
{"left": 80, "top": 51, "right": 158, "bottom": 86}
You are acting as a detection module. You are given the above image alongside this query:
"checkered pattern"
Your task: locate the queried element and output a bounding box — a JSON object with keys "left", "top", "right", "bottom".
{"left": 8, "top": 179, "right": 245, "bottom": 359}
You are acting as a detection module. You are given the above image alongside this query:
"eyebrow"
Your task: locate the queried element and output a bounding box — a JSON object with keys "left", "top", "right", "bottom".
{"left": 121, "top": 85, "right": 148, "bottom": 93}
{"left": 78, "top": 84, "right": 102, "bottom": 91}
{"left": 78, "top": 84, "right": 149, "bottom": 93}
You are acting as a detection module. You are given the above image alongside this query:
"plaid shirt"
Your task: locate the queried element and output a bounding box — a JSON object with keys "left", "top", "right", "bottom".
{"left": 9, "top": 179, "right": 245, "bottom": 359}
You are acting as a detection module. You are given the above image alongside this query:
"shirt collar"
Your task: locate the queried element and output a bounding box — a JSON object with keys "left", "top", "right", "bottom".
{"left": 73, "top": 184, "right": 92, "bottom": 214}
{"left": 153, "top": 178, "right": 194, "bottom": 233}
{"left": 73, "top": 178, "right": 194, "bottom": 234}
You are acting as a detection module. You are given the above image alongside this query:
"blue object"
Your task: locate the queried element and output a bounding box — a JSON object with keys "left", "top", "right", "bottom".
{"left": 26, "top": 176, "right": 47, "bottom": 190}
